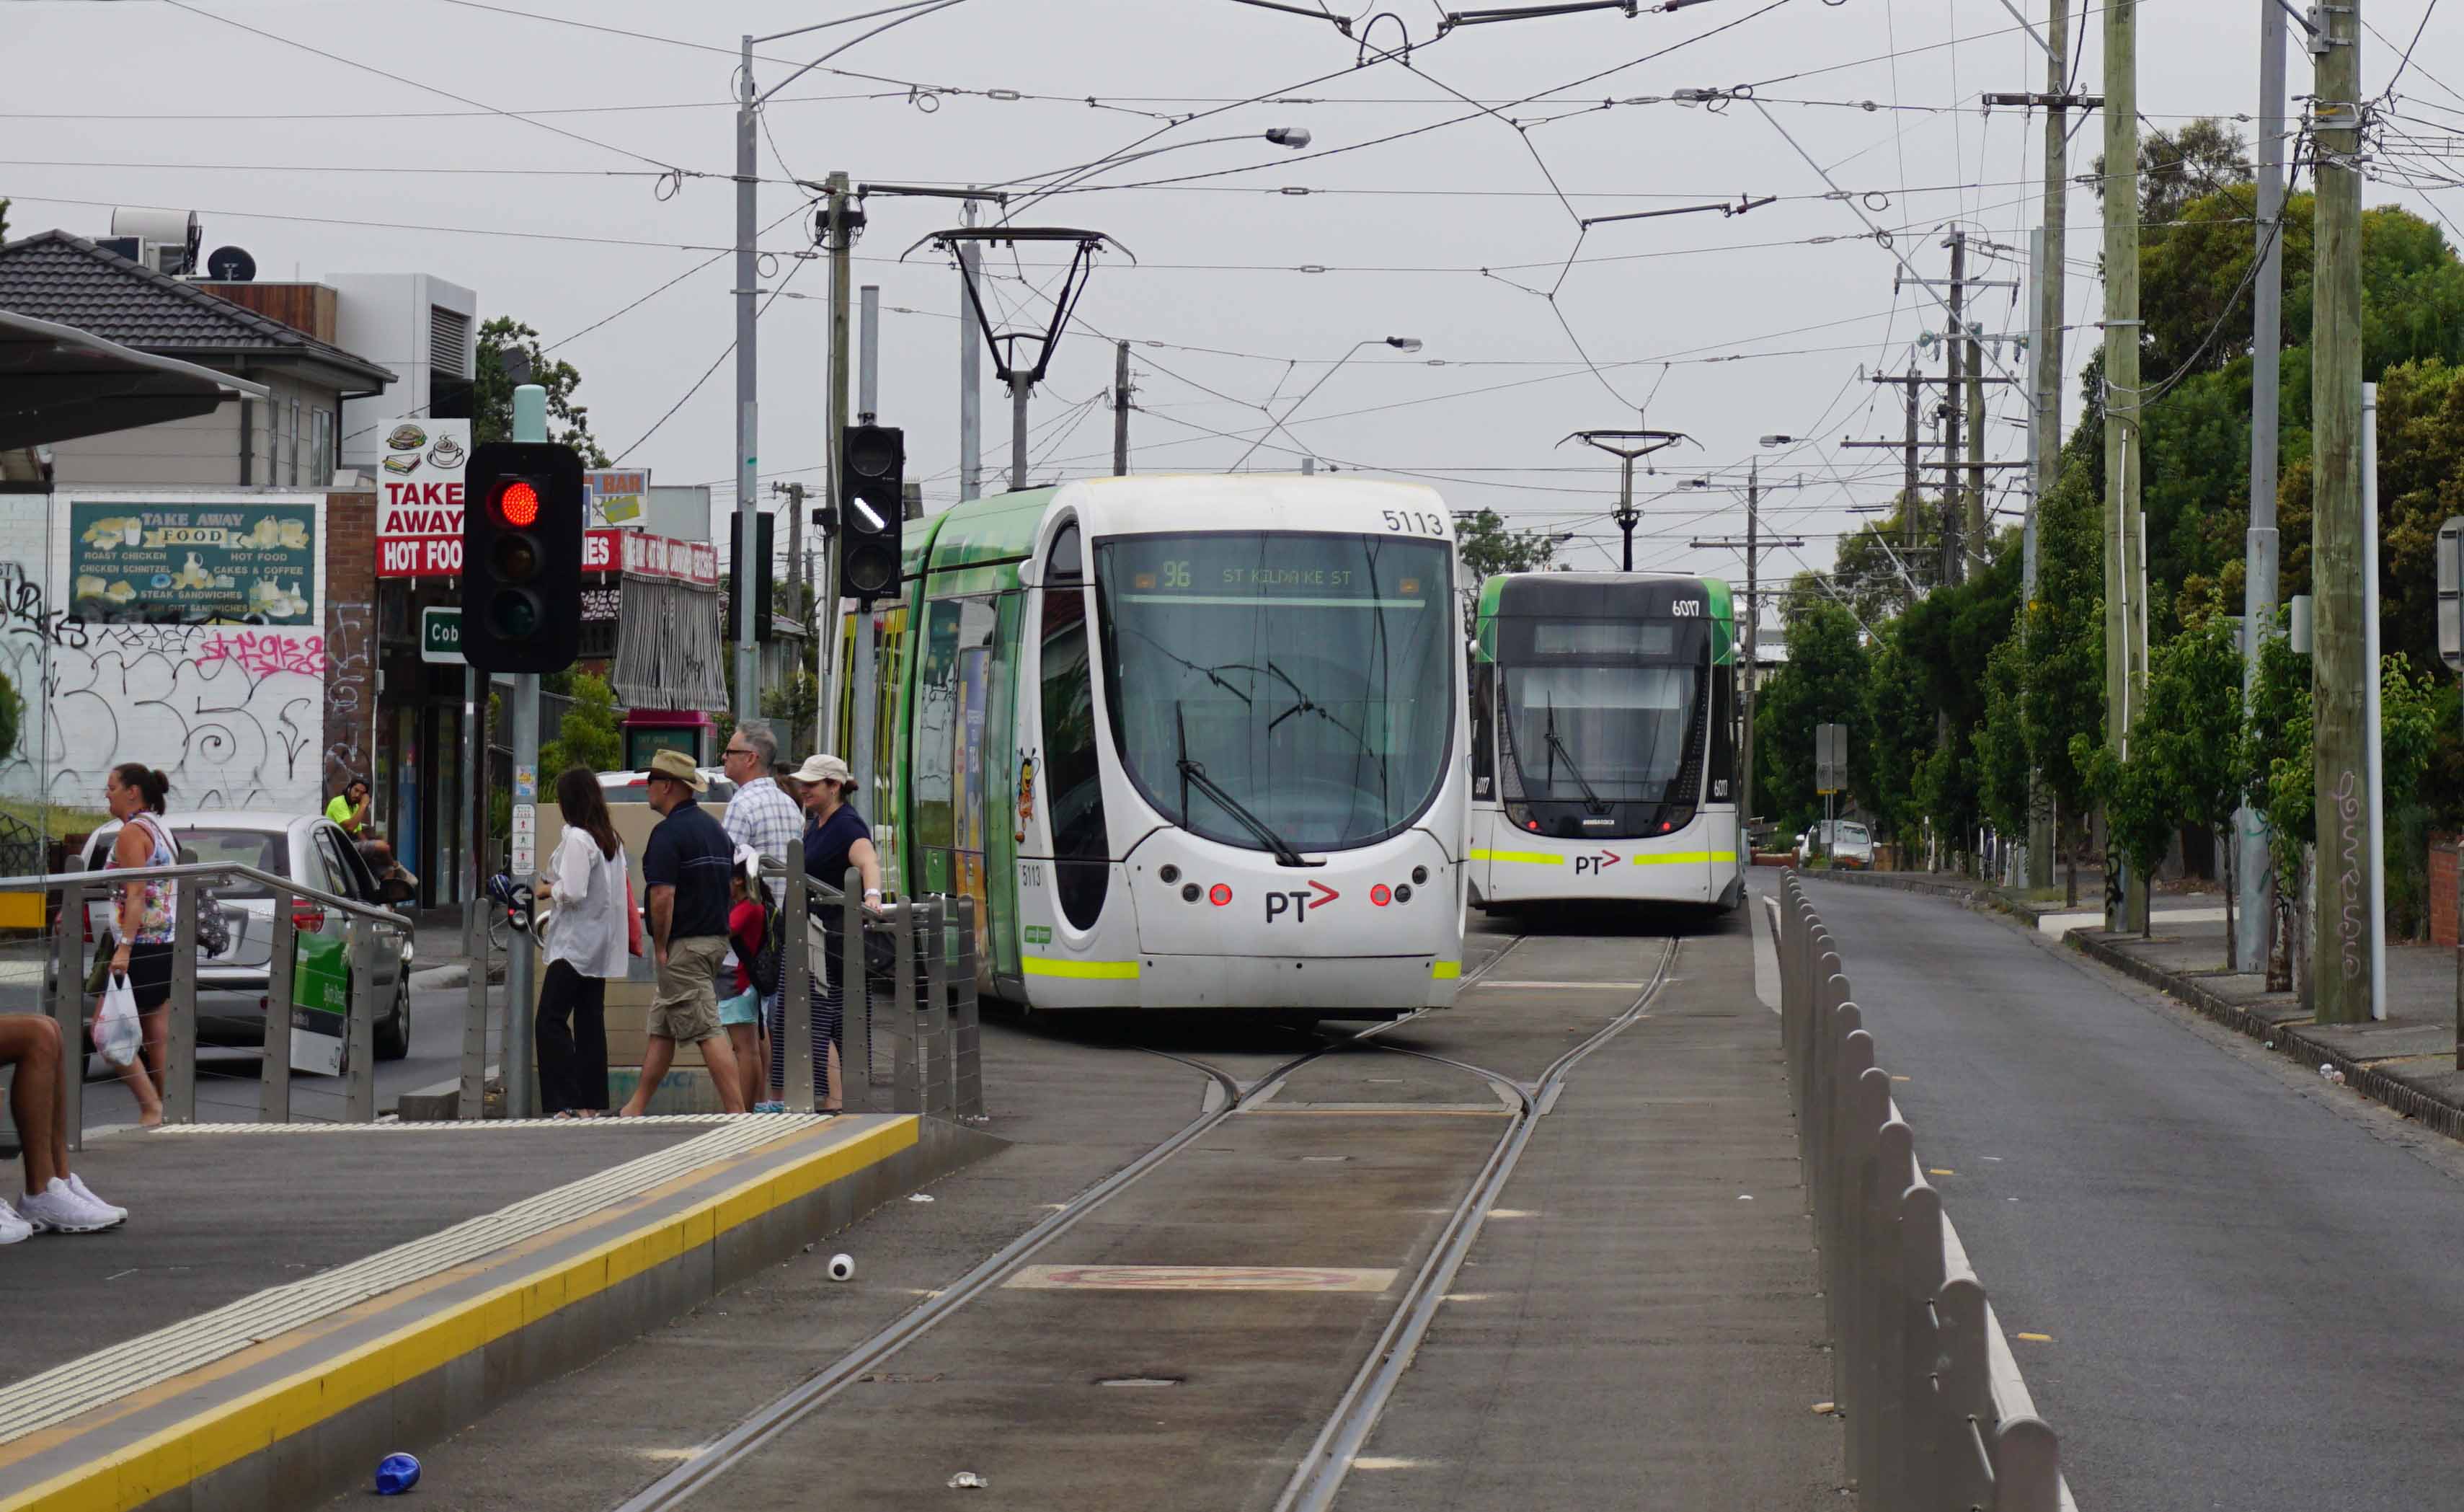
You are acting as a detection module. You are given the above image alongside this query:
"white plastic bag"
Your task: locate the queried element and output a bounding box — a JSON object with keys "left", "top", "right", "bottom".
{"left": 93, "top": 972, "right": 141, "bottom": 1068}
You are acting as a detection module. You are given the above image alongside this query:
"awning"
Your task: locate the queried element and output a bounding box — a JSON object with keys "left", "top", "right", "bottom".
{"left": 0, "top": 307, "right": 269, "bottom": 451}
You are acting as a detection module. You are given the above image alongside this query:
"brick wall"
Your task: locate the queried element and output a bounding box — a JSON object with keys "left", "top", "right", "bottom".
{"left": 2433, "top": 837, "right": 2458, "bottom": 949}
{"left": 322, "top": 490, "right": 377, "bottom": 798}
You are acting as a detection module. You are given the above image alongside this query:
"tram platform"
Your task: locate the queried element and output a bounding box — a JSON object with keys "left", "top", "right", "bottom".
{"left": 0, "top": 1113, "right": 999, "bottom": 1512}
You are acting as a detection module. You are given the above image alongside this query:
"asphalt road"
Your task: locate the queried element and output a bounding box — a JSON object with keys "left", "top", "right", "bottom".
{"left": 68, "top": 986, "right": 500, "bottom": 1129}
{"left": 1772, "top": 875, "right": 2464, "bottom": 1512}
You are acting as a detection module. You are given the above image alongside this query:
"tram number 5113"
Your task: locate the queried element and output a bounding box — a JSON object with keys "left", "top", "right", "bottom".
{"left": 1381, "top": 510, "right": 1447, "bottom": 536}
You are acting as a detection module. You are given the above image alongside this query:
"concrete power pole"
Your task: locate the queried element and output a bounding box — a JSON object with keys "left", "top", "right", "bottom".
{"left": 1964, "top": 236, "right": 1987, "bottom": 579}
{"left": 2237, "top": 0, "right": 2290, "bottom": 971}
{"left": 2028, "top": 0, "right": 2073, "bottom": 890}
{"left": 959, "top": 194, "right": 983, "bottom": 504}
{"left": 1742, "top": 462, "right": 1760, "bottom": 821}
{"left": 2103, "top": 0, "right": 2148, "bottom": 934}
{"left": 1113, "top": 339, "right": 1133, "bottom": 476}
{"left": 2311, "top": 0, "right": 2370, "bottom": 1022}
{"left": 1944, "top": 228, "right": 1969, "bottom": 586}
{"left": 825, "top": 169, "right": 853, "bottom": 606}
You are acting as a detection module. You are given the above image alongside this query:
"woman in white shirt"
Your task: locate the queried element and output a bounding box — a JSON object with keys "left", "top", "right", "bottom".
{"left": 536, "top": 767, "right": 630, "bottom": 1118}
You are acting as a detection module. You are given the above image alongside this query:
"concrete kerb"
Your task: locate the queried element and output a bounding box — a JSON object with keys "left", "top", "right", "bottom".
{"left": 1802, "top": 870, "right": 2464, "bottom": 1146}
{"left": 0, "top": 1115, "right": 1004, "bottom": 1512}
{"left": 2062, "top": 929, "right": 2464, "bottom": 1142}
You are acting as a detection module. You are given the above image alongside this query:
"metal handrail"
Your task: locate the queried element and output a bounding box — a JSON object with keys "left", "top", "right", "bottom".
{"left": 6, "top": 861, "right": 415, "bottom": 936}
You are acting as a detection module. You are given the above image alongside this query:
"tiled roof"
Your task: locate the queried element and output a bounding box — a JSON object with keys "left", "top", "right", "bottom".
{"left": 0, "top": 230, "right": 395, "bottom": 386}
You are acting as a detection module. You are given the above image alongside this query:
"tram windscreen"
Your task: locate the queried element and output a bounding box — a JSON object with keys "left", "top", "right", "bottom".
{"left": 1502, "top": 661, "right": 1698, "bottom": 804}
{"left": 1097, "top": 531, "right": 1453, "bottom": 854}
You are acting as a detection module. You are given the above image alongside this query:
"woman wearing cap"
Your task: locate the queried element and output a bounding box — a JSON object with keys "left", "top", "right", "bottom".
{"left": 781, "top": 753, "right": 881, "bottom": 1113}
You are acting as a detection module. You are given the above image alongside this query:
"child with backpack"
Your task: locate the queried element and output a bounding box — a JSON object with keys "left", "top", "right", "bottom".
{"left": 721, "top": 850, "right": 778, "bottom": 1116}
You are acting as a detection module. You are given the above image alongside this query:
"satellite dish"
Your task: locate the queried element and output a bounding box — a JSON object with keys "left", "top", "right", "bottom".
{"left": 205, "top": 246, "right": 257, "bottom": 283}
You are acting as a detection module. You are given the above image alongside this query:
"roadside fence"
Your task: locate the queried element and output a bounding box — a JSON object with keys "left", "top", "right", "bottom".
{"left": 1778, "top": 872, "right": 2069, "bottom": 1511}
{"left": 6, "top": 861, "right": 415, "bottom": 1146}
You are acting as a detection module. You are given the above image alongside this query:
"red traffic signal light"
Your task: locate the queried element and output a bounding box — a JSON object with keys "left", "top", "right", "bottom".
{"left": 493, "top": 479, "right": 540, "bottom": 528}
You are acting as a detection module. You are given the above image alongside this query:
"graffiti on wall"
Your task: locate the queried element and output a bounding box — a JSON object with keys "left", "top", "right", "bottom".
{"left": 322, "top": 603, "right": 373, "bottom": 796}
{"left": 0, "top": 564, "right": 332, "bottom": 813}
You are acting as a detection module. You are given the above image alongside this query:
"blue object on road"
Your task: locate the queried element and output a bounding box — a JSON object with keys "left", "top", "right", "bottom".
{"left": 375, "top": 1452, "right": 421, "bottom": 1495}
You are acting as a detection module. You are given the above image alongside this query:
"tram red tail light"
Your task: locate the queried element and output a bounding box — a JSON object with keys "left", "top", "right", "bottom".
{"left": 1370, "top": 883, "right": 1391, "bottom": 906}
{"left": 1208, "top": 883, "right": 1232, "bottom": 907}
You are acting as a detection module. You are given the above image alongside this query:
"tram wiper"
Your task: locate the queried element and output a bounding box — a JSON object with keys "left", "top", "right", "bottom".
{"left": 1174, "top": 701, "right": 1319, "bottom": 868}
{"left": 1260, "top": 660, "right": 1388, "bottom": 799}
{"left": 1543, "top": 694, "right": 1608, "bottom": 815}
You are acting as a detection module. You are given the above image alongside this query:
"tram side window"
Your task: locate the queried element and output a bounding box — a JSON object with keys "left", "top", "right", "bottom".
{"left": 1469, "top": 662, "right": 1495, "bottom": 802}
{"left": 1040, "top": 525, "right": 1109, "bottom": 929}
{"left": 1709, "top": 658, "right": 1736, "bottom": 804}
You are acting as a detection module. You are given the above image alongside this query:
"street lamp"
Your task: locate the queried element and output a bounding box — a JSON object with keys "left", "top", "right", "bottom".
{"left": 1229, "top": 336, "right": 1423, "bottom": 469}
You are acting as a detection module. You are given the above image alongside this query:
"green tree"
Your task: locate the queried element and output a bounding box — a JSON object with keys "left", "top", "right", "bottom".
{"left": 1858, "top": 621, "right": 1936, "bottom": 847}
{"left": 1753, "top": 599, "right": 1867, "bottom": 835}
{"left": 2020, "top": 454, "right": 2106, "bottom": 898}
{"left": 0, "top": 200, "right": 11, "bottom": 243}
{"left": 2097, "top": 116, "right": 2253, "bottom": 229}
{"left": 1973, "top": 629, "right": 2032, "bottom": 841}
{"left": 1455, "top": 509, "right": 1557, "bottom": 627}
{"left": 474, "top": 317, "right": 611, "bottom": 466}
{"left": 2073, "top": 730, "right": 2173, "bottom": 937}
{"left": 1829, "top": 494, "right": 1928, "bottom": 624}
{"left": 2137, "top": 612, "right": 2247, "bottom": 958}
{"left": 0, "top": 668, "right": 21, "bottom": 767}
{"left": 539, "top": 672, "right": 622, "bottom": 779}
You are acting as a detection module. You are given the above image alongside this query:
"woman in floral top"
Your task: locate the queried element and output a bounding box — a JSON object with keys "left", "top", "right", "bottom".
{"left": 101, "top": 764, "right": 175, "bottom": 1126}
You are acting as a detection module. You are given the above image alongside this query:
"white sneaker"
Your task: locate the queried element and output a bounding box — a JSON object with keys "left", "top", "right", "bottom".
{"left": 0, "top": 1203, "right": 30, "bottom": 1245}
{"left": 19, "top": 1179, "right": 120, "bottom": 1234}
{"left": 66, "top": 1175, "right": 125, "bottom": 1226}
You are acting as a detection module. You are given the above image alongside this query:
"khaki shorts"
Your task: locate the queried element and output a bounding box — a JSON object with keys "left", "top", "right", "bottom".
{"left": 649, "top": 935, "right": 728, "bottom": 1043}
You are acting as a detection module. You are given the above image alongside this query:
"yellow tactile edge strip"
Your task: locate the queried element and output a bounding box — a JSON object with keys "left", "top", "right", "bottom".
{"left": 0, "top": 1115, "right": 918, "bottom": 1512}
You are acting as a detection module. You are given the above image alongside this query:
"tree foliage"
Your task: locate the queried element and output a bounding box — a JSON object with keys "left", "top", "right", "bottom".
{"left": 540, "top": 672, "right": 622, "bottom": 779}
{"left": 1858, "top": 622, "right": 1935, "bottom": 844}
{"left": 474, "top": 317, "right": 611, "bottom": 466}
{"left": 1454, "top": 509, "right": 1556, "bottom": 628}
{"left": 1752, "top": 599, "right": 1866, "bottom": 835}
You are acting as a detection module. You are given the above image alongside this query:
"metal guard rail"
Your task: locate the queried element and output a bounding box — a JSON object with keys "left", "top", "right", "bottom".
{"left": 1777, "top": 872, "right": 2070, "bottom": 1511}
{"left": 2, "top": 860, "right": 415, "bottom": 1144}
{"left": 757, "top": 859, "right": 982, "bottom": 1123}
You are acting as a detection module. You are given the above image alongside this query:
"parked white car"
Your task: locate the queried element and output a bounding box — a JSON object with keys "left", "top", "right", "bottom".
{"left": 71, "top": 813, "right": 413, "bottom": 1061}
{"left": 1795, "top": 819, "right": 1876, "bottom": 870}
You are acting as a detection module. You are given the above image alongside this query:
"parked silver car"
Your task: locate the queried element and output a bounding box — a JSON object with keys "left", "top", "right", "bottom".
{"left": 72, "top": 813, "right": 413, "bottom": 1061}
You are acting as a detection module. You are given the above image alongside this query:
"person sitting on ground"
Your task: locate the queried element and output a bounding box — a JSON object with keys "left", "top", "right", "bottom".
{"left": 619, "top": 749, "right": 748, "bottom": 1117}
{"left": 0, "top": 1014, "right": 127, "bottom": 1239}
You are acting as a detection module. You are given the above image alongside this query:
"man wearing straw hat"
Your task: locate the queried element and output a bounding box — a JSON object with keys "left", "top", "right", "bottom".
{"left": 620, "top": 749, "right": 748, "bottom": 1115}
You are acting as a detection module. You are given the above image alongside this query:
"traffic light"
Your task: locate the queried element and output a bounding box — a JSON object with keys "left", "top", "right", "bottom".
{"left": 839, "top": 423, "right": 904, "bottom": 603}
{"left": 461, "top": 441, "right": 584, "bottom": 674}
{"left": 727, "top": 511, "right": 776, "bottom": 644}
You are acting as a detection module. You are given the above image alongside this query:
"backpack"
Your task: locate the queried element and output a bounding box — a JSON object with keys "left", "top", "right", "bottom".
{"left": 736, "top": 895, "right": 784, "bottom": 998}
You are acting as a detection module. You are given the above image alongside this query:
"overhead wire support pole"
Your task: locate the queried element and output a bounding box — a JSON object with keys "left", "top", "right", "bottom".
{"left": 861, "top": 185, "right": 1014, "bottom": 505}
{"left": 1578, "top": 193, "right": 1773, "bottom": 229}
{"left": 1114, "top": 339, "right": 1133, "bottom": 476}
{"left": 2026, "top": 0, "right": 2072, "bottom": 894}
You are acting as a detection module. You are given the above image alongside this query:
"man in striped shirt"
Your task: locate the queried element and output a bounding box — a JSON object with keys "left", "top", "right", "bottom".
{"left": 720, "top": 721, "right": 802, "bottom": 906}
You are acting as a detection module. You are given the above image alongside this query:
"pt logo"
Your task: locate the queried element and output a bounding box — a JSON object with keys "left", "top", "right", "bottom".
{"left": 1265, "top": 879, "right": 1341, "bottom": 924}
{"left": 1573, "top": 849, "right": 1623, "bottom": 877}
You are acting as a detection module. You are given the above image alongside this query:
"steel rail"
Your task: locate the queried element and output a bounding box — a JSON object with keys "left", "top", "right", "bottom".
{"left": 1274, "top": 933, "right": 1683, "bottom": 1512}
{"left": 613, "top": 934, "right": 1528, "bottom": 1511}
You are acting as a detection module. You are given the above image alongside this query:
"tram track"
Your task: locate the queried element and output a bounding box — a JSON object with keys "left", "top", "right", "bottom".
{"left": 613, "top": 934, "right": 1530, "bottom": 1512}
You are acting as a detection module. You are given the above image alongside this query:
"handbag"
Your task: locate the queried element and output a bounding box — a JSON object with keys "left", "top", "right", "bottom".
{"left": 93, "top": 972, "right": 141, "bottom": 1068}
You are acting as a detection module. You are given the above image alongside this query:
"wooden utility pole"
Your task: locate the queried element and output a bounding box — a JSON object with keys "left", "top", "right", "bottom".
{"left": 1944, "top": 229, "right": 1969, "bottom": 586}
{"left": 2102, "top": 0, "right": 2147, "bottom": 933}
{"left": 1963, "top": 237, "right": 1987, "bottom": 578}
{"left": 2312, "top": 0, "right": 2369, "bottom": 1022}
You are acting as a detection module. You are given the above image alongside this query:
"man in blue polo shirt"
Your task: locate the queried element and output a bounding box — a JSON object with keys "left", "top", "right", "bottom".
{"left": 619, "top": 750, "right": 748, "bottom": 1115}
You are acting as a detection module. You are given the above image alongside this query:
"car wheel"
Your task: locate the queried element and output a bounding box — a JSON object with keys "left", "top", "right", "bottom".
{"left": 376, "top": 979, "right": 411, "bottom": 1061}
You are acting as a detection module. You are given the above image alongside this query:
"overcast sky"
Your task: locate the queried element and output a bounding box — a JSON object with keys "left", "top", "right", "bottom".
{"left": 10, "top": 0, "right": 2460, "bottom": 610}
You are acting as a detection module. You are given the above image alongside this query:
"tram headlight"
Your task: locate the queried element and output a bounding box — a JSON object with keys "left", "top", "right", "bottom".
{"left": 1394, "top": 883, "right": 1413, "bottom": 903}
{"left": 1159, "top": 865, "right": 1181, "bottom": 885}
{"left": 1182, "top": 883, "right": 1202, "bottom": 903}
{"left": 1411, "top": 865, "right": 1428, "bottom": 885}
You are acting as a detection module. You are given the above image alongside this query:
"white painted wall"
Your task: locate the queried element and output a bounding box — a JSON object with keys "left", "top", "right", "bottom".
{"left": 332, "top": 273, "right": 477, "bottom": 469}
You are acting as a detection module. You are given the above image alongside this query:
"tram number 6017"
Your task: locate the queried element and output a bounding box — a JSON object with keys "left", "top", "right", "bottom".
{"left": 1671, "top": 599, "right": 1702, "bottom": 617}
{"left": 1381, "top": 509, "right": 1446, "bottom": 536}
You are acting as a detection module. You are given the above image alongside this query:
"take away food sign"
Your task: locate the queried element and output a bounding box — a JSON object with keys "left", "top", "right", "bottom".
{"left": 375, "top": 418, "right": 470, "bottom": 578}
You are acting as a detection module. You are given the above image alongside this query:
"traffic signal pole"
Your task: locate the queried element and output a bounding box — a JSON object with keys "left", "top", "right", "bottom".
{"left": 502, "top": 382, "right": 547, "bottom": 1120}
{"left": 733, "top": 35, "right": 761, "bottom": 728}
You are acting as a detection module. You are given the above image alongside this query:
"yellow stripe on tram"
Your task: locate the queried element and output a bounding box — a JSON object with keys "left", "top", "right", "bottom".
{"left": 1467, "top": 848, "right": 1565, "bottom": 865}
{"left": 1022, "top": 956, "right": 1142, "bottom": 981}
{"left": 1630, "top": 851, "right": 1739, "bottom": 866}
{"left": 1430, "top": 961, "right": 1462, "bottom": 980}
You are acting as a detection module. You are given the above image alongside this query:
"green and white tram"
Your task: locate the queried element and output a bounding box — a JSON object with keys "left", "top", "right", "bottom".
{"left": 845, "top": 475, "right": 1470, "bottom": 1014}
{"left": 1466, "top": 572, "right": 1745, "bottom": 911}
